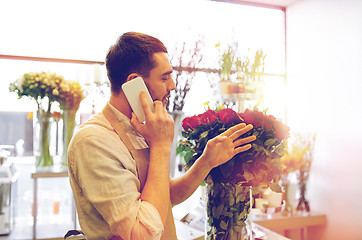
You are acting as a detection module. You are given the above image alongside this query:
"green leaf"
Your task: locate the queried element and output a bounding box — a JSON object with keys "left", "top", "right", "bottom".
{"left": 176, "top": 144, "right": 185, "bottom": 155}
{"left": 220, "top": 220, "right": 228, "bottom": 230}
{"left": 212, "top": 206, "right": 216, "bottom": 218}
{"left": 264, "top": 138, "right": 276, "bottom": 147}
{"left": 244, "top": 171, "right": 254, "bottom": 181}
{"left": 238, "top": 211, "right": 246, "bottom": 220}
{"left": 220, "top": 159, "right": 234, "bottom": 179}
{"left": 224, "top": 212, "right": 233, "bottom": 218}
{"left": 214, "top": 204, "right": 224, "bottom": 219}
{"left": 233, "top": 225, "right": 241, "bottom": 233}
{"left": 270, "top": 182, "right": 282, "bottom": 193}
{"left": 228, "top": 196, "right": 235, "bottom": 206}
{"left": 200, "top": 130, "right": 209, "bottom": 139}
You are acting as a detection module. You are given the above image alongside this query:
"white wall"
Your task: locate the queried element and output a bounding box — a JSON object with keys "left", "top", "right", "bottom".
{"left": 286, "top": 0, "right": 362, "bottom": 239}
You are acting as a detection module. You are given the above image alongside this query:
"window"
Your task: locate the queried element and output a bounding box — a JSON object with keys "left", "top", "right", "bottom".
{"left": 1, "top": 0, "right": 286, "bottom": 125}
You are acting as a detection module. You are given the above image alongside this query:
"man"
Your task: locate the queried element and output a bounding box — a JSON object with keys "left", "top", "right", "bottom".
{"left": 68, "top": 32, "right": 256, "bottom": 240}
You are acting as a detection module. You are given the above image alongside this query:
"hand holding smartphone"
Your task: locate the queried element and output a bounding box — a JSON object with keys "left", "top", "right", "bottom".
{"left": 122, "top": 77, "right": 155, "bottom": 123}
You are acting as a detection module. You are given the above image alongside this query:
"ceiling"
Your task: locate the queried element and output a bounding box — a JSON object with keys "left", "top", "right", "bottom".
{"left": 214, "top": 0, "right": 302, "bottom": 8}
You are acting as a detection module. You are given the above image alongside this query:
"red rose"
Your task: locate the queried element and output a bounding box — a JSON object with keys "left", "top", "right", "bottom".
{"left": 182, "top": 116, "right": 200, "bottom": 130}
{"left": 241, "top": 109, "right": 264, "bottom": 128}
{"left": 199, "top": 109, "right": 217, "bottom": 125}
{"left": 218, "top": 108, "right": 242, "bottom": 125}
{"left": 263, "top": 115, "right": 276, "bottom": 131}
{"left": 274, "top": 121, "right": 290, "bottom": 140}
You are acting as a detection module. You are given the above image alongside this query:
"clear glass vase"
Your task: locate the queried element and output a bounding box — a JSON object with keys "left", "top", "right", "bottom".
{"left": 33, "top": 110, "right": 54, "bottom": 169}
{"left": 62, "top": 109, "right": 77, "bottom": 167}
{"left": 281, "top": 174, "right": 294, "bottom": 216}
{"left": 206, "top": 182, "right": 251, "bottom": 240}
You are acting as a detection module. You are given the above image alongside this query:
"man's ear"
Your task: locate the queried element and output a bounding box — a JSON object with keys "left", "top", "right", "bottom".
{"left": 125, "top": 73, "right": 141, "bottom": 82}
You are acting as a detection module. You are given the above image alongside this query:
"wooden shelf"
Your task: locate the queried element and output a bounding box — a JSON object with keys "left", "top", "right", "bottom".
{"left": 251, "top": 212, "right": 327, "bottom": 240}
{"left": 252, "top": 211, "right": 327, "bottom": 229}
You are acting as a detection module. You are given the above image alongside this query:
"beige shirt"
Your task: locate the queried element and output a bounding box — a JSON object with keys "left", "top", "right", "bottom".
{"left": 68, "top": 103, "right": 164, "bottom": 240}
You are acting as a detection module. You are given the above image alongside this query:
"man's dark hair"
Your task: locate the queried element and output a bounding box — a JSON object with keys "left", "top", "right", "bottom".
{"left": 105, "top": 32, "right": 168, "bottom": 94}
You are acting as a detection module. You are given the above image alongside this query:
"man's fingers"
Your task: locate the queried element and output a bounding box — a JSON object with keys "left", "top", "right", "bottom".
{"left": 234, "top": 144, "right": 252, "bottom": 154}
{"left": 153, "top": 100, "right": 163, "bottom": 113}
{"left": 130, "top": 113, "right": 142, "bottom": 131}
{"left": 229, "top": 124, "right": 254, "bottom": 141}
{"left": 221, "top": 123, "right": 246, "bottom": 137}
{"left": 139, "top": 91, "right": 152, "bottom": 117}
{"left": 233, "top": 135, "right": 256, "bottom": 147}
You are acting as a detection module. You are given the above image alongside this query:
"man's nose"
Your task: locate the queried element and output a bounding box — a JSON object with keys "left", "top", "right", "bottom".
{"left": 168, "top": 78, "right": 176, "bottom": 91}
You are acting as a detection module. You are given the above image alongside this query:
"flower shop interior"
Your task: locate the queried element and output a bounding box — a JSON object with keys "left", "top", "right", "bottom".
{"left": 0, "top": 0, "right": 361, "bottom": 239}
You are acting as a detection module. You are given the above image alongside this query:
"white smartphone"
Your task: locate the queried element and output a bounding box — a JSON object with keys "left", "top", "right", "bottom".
{"left": 121, "top": 77, "right": 155, "bottom": 123}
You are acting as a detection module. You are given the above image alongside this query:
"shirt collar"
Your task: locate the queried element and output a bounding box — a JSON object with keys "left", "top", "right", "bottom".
{"left": 107, "top": 102, "right": 148, "bottom": 148}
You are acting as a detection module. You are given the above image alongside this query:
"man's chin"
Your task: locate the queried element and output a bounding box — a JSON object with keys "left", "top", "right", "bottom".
{"left": 162, "top": 99, "right": 168, "bottom": 106}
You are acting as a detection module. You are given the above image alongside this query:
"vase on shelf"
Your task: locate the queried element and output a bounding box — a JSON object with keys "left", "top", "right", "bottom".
{"left": 33, "top": 110, "right": 54, "bottom": 169}
{"left": 281, "top": 175, "right": 294, "bottom": 216}
{"left": 61, "top": 109, "right": 77, "bottom": 167}
{"left": 206, "top": 182, "right": 251, "bottom": 240}
{"left": 296, "top": 179, "right": 310, "bottom": 213}
{"left": 296, "top": 168, "right": 310, "bottom": 213}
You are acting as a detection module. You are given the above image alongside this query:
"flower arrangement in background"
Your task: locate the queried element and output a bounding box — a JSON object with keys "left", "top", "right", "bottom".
{"left": 9, "top": 72, "right": 85, "bottom": 168}
{"left": 280, "top": 132, "right": 316, "bottom": 214}
{"left": 9, "top": 72, "right": 63, "bottom": 114}
{"left": 216, "top": 43, "right": 266, "bottom": 84}
{"left": 177, "top": 105, "right": 289, "bottom": 239}
{"left": 57, "top": 80, "right": 84, "bottom": 111}
{"left": 294, "top": 132, "right": 316, "bottom": 213}
{"left": 166, "top": 37, "right": 204, "bottom": 113}
{"left": 215, "top": 43, "right": 267, "bottom": 110}
{"left": 56, "top": 80, "right": 85, "bottom": 167}
{"left": 280, "top": 136, "right": 308, "bottom": 176}
{"left": 9, "top": 72, "right": 65, "bottom": 167}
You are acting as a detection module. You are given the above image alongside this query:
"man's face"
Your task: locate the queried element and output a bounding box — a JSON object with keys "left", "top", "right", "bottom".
{"left": 142, "top": 52, "right": 176, "bottom": 106}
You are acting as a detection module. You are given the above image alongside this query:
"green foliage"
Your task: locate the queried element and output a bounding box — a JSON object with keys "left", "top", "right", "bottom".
{"left": 217, "top": 43, "right": 266, "bottom": 83}
{"left": 207, "top": 183, "right": 250, "bottom": 239}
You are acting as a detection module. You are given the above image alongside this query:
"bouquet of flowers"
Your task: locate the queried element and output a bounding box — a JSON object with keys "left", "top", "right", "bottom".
{"left": 280, "top": 139, "right": 307, "bottom": 176}
{"left": 279, "top": 136, "right": 307, "bottom": 215}
{"left": 9, "top": 72, "right": 65, "bottom": 167}
{"left": 56, "top": 80, "right": 84, "bottom": 166}
{"left": 9, "top": 72, "right": 64, "bottom": 114}
{"left": 279, "top": 132, "right": 316, "bottom": 214}
{"left": 177, "top": 106, "right": 289, "bottom": 239}
{"left": 9, "top": 72, "right": 85, "bottom": 167}
{"left": 178, "top": 107, "right": 289, "bottom": 187}
{"left": 57, "top": 80, "right": 84, "bottom": 111}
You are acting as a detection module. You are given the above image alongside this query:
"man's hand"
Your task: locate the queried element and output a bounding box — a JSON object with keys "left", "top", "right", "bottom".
{"left": 170, "top": 123, "right": 256, "bottom": 205}
{"left": 130, "top": 90, "right": 174, "bottom": 149}
{"left": 201, "top": 123, "right": 256, "bottom": 170}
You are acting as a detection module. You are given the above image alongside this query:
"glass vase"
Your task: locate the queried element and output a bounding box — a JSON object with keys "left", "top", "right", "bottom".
{"left": 62, "top": 109, "right": 77, "bottom": 167}
{"left": 296, "top": 179, "right": 310, "bottom": 213}
{"left": 206, "top": 182, "right": 251, "bottom": 240}
{"left": 33, "top": 110, "right": 54, "bottom": 169}
{"left": 281, "top": 175, "right": 293, "bottom": 216}
{"left": 296, "top": 169, "right": 310, "bottom": 213}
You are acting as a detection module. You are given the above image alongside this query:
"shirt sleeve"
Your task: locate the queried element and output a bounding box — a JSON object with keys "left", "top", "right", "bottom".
{"left": 69, "top": 126, "right": 163, "bottom": 240}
